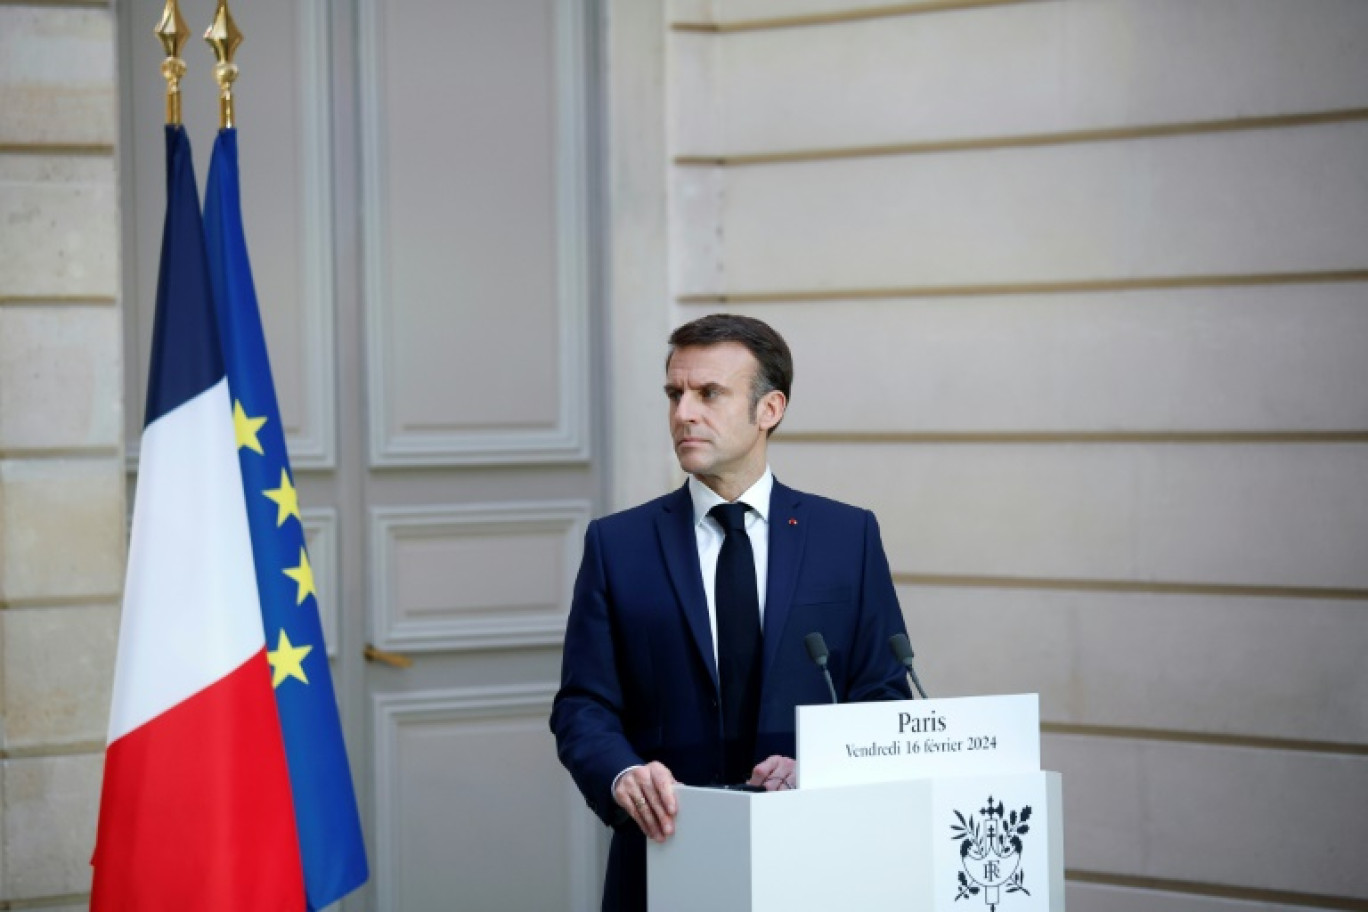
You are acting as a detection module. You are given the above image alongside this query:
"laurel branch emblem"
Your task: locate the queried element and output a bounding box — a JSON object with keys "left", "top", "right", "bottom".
{"left": 950, "top": 795, "right": 1033, "bottom": 909}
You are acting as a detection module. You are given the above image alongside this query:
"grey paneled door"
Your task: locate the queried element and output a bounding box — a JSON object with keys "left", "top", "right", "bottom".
{"left": 120, "top": 1, "right": 604, "bottom": 908}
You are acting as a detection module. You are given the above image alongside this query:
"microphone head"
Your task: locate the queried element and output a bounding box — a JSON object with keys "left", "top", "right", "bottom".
{"left": 804, "top": 632, "right": 830, "bottom": 667}
{"left": 889, "top": 633, "right": 915, "bottom": 666}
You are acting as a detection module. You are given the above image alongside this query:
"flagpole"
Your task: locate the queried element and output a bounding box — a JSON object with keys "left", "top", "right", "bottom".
{"left": 205, "top": 0, "right": 244, "bottom": 129}
{"left": 154, "top": 0, "right": 190, "bottom": 126}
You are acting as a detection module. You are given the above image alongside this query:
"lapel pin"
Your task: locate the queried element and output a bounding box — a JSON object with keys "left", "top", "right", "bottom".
{"left": 788, "top": 518, "right": 798, "bottom": 526}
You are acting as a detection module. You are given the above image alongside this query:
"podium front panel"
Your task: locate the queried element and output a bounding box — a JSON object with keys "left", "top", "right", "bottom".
{"left": 649, "top": 775, "right": 1063, "bottom": 911}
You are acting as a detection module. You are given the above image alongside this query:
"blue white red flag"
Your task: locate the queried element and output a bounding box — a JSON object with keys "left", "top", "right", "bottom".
{"left": 92, "top": 124, "right": 306, "bottom": 909}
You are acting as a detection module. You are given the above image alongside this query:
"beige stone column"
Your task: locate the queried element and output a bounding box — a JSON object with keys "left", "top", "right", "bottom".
{"left": 0, "top": 6, "right": 123, "bottom": 908}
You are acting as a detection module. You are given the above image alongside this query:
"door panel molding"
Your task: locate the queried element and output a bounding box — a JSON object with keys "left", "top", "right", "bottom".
{"left": 291, "top": 0, "right": 339, "bottom": 469}
{"left": 301, "top": 506, "right": 339, "bottom": 657}
{"left": 359, "top": 0, "right": 593, "bottom": 467}
{"left": 368, "top": 500, "right": 591, "bottom": 652}
{"left": 372, "top": 684, "right": 600, "bottom": 911}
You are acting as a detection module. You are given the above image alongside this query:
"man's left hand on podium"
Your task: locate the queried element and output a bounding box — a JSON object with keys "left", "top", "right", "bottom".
{"left": 748, "top": 755, "right": 796, "bottom": 791}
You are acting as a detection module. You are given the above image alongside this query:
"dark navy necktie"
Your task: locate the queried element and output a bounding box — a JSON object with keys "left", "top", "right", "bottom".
{"left": 710, "top": 502, "right": 762, "bottom": 782}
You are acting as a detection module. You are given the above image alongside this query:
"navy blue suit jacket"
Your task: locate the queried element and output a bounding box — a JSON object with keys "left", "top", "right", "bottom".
{"left": 550, "top": 479, "right": 911, "bottom": 911}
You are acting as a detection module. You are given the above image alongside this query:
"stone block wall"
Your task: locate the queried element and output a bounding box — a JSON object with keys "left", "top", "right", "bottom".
{"left": 655, "top": 0, "right": 1368, "bottom": 907}
{"left": 0, "top": 5, "right": 122, "bottom": 908}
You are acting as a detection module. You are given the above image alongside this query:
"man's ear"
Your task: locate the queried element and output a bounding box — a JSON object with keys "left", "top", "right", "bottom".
{"left": 757, "top": 390, "right": 787, "bottom": 432}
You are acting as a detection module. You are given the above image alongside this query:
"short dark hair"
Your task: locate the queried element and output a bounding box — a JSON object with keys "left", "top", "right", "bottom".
{"left": 667, "top": 314, "right": 793, "bottom": 432}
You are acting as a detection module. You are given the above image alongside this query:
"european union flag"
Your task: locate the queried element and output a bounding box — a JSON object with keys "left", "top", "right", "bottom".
{"left": 204, "top": 127, "right": 369, "bottom": 910}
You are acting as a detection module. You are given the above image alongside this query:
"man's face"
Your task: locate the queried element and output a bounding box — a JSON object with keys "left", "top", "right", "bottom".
{"left": 665, "top": 342, "right": 785, "bottom": 491}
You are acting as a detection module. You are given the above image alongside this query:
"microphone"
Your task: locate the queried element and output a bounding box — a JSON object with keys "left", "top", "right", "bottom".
{"left": 804, "top": 632, "right": 838, "bottom": 704}
{"left": 888, "top": 634, "right": 928, "bottom": 699}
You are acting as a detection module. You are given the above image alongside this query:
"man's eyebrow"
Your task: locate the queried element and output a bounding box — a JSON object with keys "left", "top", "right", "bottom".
{"left": 664, "top": 379, "right": 730, "bottom": 393}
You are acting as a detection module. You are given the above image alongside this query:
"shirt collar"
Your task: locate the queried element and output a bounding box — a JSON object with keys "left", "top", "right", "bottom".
{"left": 689, "top": 468, "right": 773, "bottom": 527}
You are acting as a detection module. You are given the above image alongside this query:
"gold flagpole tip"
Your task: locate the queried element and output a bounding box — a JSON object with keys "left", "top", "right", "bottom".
{"left": 154, "top": 0, "right": 190, "bottom": 126}
{"left": 204, "top": 0, "right": 244, "bottom": 130}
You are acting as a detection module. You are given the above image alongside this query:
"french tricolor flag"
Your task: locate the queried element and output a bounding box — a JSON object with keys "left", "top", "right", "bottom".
{"left": 91, "top": 125, "right": 305, "bottom": 909}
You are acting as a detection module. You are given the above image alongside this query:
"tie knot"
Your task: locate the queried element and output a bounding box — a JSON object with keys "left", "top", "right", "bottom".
{"left": 710, "top": 502, "right": 750, "bottom": 533}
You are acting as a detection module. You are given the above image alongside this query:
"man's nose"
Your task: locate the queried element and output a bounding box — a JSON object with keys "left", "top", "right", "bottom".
{"left": 674, "top": 393, "right": 699, "bottom": 423}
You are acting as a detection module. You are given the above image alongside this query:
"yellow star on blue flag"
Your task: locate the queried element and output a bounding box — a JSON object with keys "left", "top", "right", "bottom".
{"left": 263, "top": 469, "right": 301, "bottom": 527}
{"left": 233, "top": 400, "right": 266, "bottom": 454}
{"left": 267, "top": 629, "right": 312, "bottom": 688}
{"left": 282, "top": 547, "right": 316, "bottom": 606}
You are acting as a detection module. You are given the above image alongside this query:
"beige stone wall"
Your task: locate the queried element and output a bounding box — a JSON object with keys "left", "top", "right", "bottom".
{"left": 0, "top": 4, "right": 122, "bottom": 908}
{"left": 651, "top": 0, "right": 1368, "bottom": 908}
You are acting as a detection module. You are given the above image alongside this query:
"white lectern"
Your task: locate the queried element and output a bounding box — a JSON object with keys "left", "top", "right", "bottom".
{"left": 648, "top": 694, "right": 1064, "bottom": 912}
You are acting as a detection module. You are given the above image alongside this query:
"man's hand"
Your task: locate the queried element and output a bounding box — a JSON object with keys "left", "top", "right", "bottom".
{"left": 748, "top": 755, "right": 796, "bottom": 791}
{"left": 614, "top": 761, "right": 679, "bottom": 843}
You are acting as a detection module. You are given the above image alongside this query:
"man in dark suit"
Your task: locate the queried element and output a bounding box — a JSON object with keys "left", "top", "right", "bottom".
{"left": 551, "top": 314, "right": 911, "bottom": 911}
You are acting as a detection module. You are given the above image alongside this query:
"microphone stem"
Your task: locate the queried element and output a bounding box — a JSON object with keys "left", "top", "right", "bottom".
{"left": 905, "top": 663, "right": 927, "bottom": 699}
{"left": 821, "top": 667, "right": 837, "bottom": 705}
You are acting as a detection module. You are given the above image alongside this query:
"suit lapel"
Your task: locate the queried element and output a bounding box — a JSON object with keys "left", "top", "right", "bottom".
{"left": 656, "top": 483, "right": 719, "bottom": 690}
{"left": 763, "top": 479, "right": 807, "bottom": 676}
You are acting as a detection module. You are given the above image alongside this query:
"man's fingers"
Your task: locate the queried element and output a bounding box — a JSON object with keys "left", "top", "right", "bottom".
{"left": 618, "top": 762, "right": 677, "bottom": 842}
{"left": 750, "top": 755, "right": 796, "bottom": 791}
{"left": 634, "top": 793, "right": 665, "bottom": 841}
{"left": 748, "top": 754, "right": 784, "bottom": 787}
{"left": 622, "top": 780, "right": 662, "bottom": 840}
{"left": 649, "top": 763, "right": 678, "bottom": 816}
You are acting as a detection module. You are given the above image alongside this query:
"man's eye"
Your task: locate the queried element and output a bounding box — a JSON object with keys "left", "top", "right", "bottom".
{"left": 665, "top": 389, "right": 681, "bottom": 401}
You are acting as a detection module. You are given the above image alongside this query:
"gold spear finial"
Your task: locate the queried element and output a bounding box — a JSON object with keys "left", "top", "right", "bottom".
{"left": 154, "top": 0, "right": 191, "bottom": 125}
{"left": 204, "top": 0, "right": 244, "bottom": 129}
